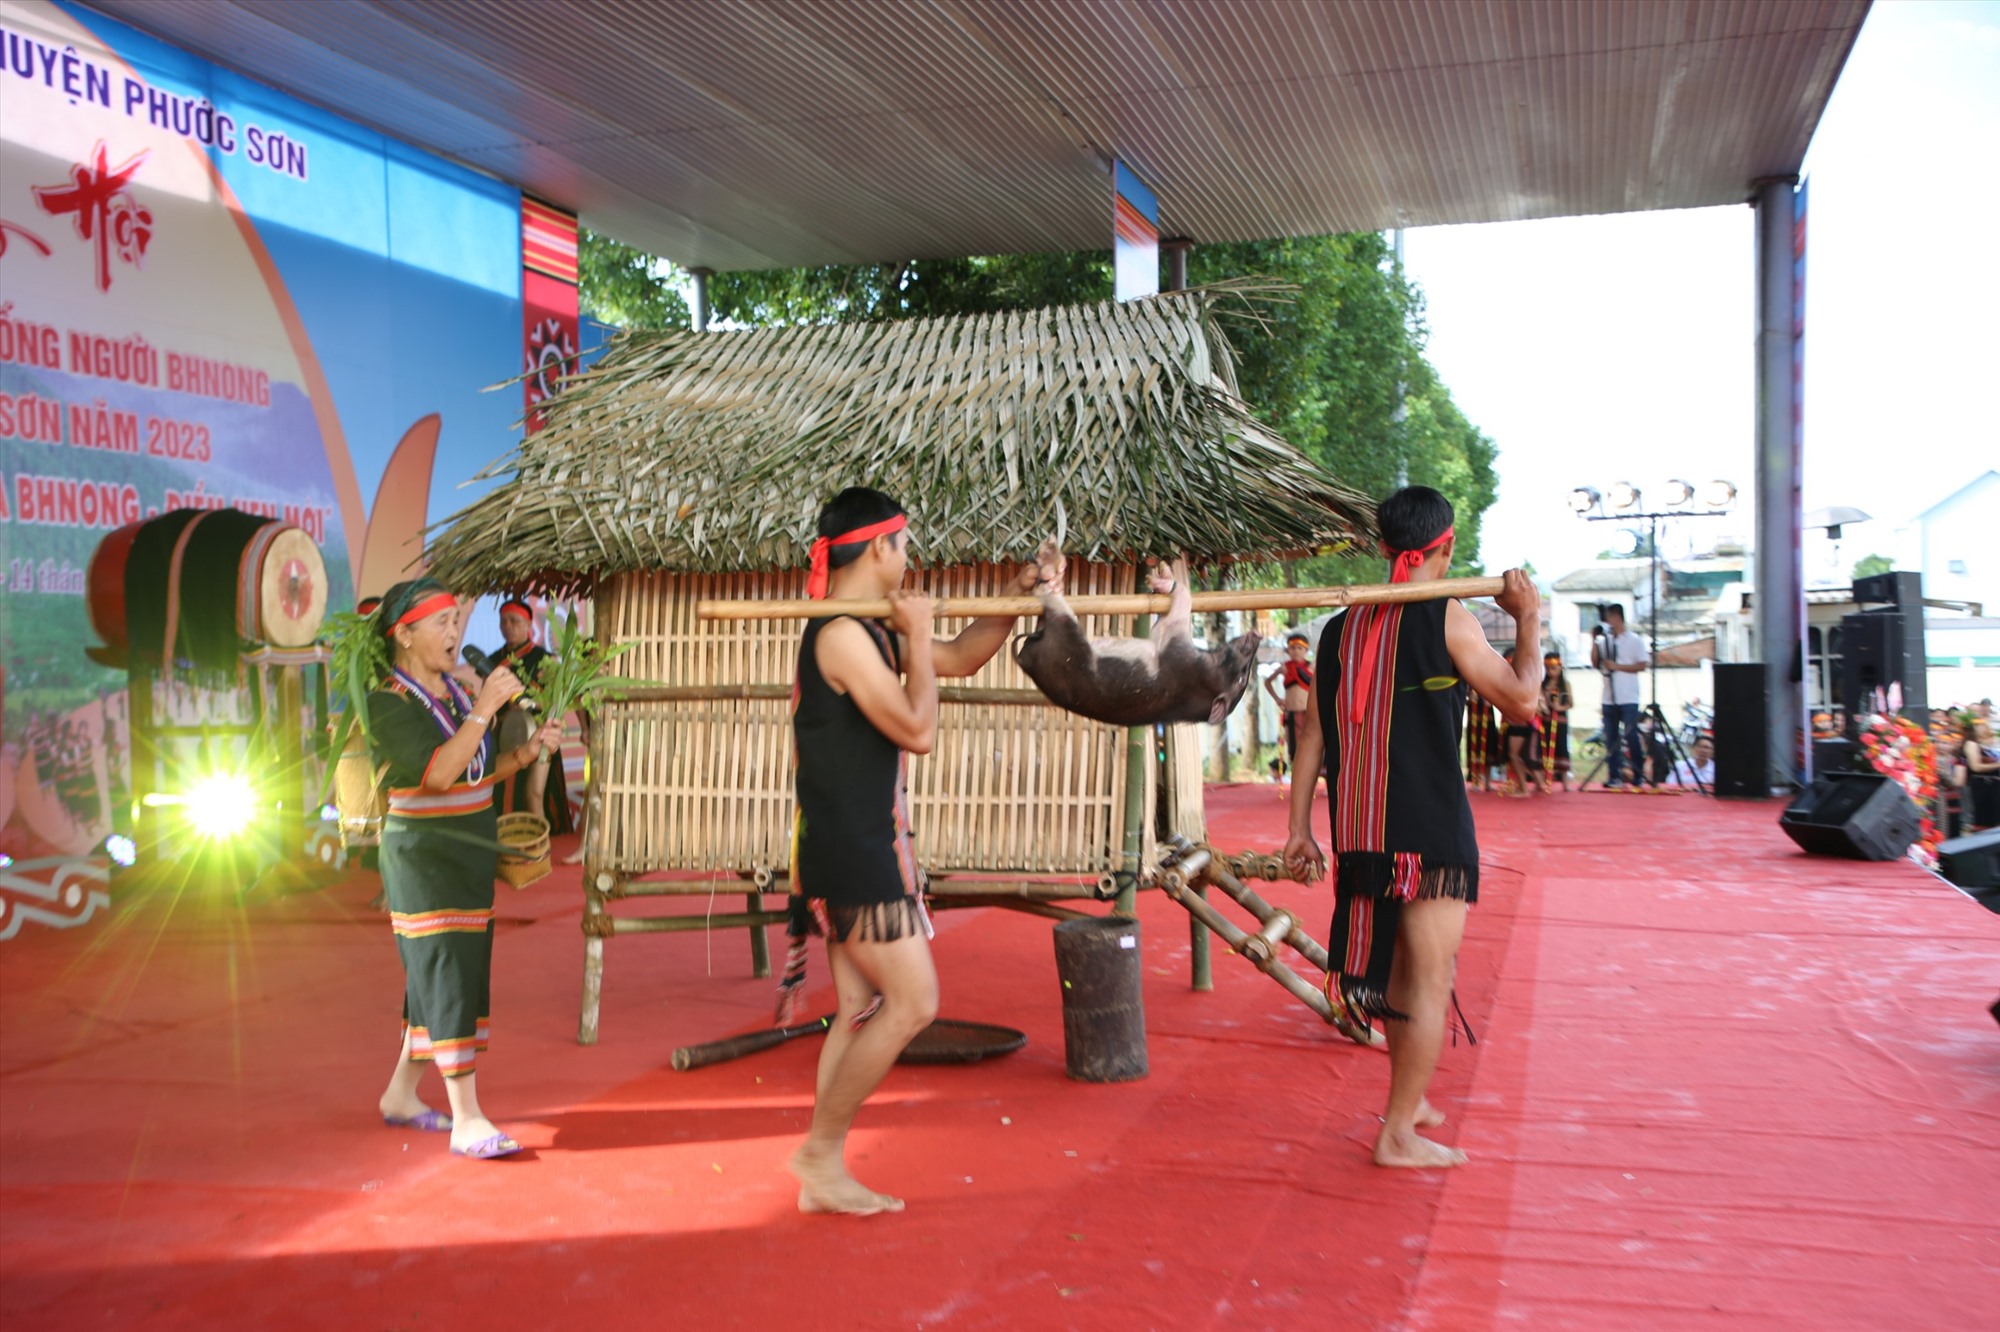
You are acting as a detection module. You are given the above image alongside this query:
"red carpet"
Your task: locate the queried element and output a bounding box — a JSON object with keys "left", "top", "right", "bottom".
{"left": 3, "top": 787, "right": 1996, "bottom": 1330}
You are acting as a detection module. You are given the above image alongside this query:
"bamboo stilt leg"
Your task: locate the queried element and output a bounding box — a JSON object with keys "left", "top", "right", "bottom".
{"left": 580, "top": 933, "right": 605, "bottom": 1046}
{"left": 1189, "top": 886, "right": 1213, "bottom": 991}
{"left": 746, "top": 892, "right": 770, "bottom": 977}
{"left": 579, "top": 869, "right": 611, "bottom": 1045}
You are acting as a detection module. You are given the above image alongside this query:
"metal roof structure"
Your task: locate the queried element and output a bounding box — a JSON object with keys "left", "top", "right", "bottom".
{"left": 82, "top": 0, "right": 1870, "bottom": 270}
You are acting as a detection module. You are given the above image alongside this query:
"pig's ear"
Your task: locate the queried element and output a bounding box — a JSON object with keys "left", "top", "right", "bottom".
{"left": 1208, "top": 695, "right": 1231, "bottom": 725}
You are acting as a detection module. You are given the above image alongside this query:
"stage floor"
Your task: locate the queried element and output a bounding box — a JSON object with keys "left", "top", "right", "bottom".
{"left": 3, "top": 786, "right": 1996, "bottom": 1330}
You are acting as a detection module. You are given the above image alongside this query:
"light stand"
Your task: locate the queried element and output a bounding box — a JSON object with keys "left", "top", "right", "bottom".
{"left": 1567, "top": 480, "right": 1736, "bottom": 795}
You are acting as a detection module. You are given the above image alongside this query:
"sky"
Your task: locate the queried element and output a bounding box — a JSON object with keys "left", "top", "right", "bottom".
{"left": 1400, "top": 0, "right": 1999, "bottom": 587}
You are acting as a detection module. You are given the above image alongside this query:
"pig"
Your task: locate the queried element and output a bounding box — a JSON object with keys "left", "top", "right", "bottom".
{"left": 1013, "top": 540, "right": 1262, "bottom": 727}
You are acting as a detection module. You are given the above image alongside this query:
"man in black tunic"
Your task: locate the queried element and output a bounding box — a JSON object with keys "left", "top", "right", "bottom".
{"left": 786, "top": 487, "right": 1049, "bottom": 1216}
{"left": 1285, "top": 487, "right": 1541, "bottom": 1168}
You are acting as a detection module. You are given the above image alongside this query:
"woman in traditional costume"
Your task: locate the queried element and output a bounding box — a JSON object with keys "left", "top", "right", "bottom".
{"left": 370, "top": 578, "right": 561, "bottom": 1159}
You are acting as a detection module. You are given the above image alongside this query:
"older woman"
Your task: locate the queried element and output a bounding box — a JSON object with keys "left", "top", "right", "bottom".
{"left": 370, "top": 578, "right": 561, "bottom": 1159}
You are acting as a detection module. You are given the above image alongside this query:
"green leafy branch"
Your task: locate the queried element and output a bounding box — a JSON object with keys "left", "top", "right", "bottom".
{"left": 527, "top": 613, "right": 652, "bottom": 719}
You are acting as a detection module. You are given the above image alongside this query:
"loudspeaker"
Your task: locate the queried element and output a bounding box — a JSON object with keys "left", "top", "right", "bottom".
{"left": 1812, "top": 737, "right": 1860, "bottom": 776}
{"left": 1841, "top": 611, "right": 1927, "bottom": 717}
{"left": 1937, "top": 827, "right": 2000, "bottom": 891}
{"left": 1852, "top": 570, "right": 1922, "bottom": 610}
{"left": 1712, "top": 663, "right": 1768, "bottom": 798}
{"left": 1779, "top": 771, "right": 1921, "bottom": 861}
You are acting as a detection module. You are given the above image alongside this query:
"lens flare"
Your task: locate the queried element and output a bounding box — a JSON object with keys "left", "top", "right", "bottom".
{"left": 186, "top": 775, "right": 258, "bottom": 840}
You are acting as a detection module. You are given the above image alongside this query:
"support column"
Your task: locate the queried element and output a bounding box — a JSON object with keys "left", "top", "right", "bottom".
{"left": 1753, "top": 178, "right": 1801, "bottom": 791}
{"left": 1162, "top": 236, "right": 1191, "bottom": 293}
{"left": 689, "top": 266, "right": 713, "bottom": 332}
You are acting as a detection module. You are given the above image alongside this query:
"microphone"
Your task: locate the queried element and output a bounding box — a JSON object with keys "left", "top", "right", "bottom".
{"left": 462, "top": 645, "right": 534, "bottom": 710}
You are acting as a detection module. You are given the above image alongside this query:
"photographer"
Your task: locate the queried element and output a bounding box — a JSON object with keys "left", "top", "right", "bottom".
{"left": 1589, "top": 602, "right": 1649, "bottom": 788}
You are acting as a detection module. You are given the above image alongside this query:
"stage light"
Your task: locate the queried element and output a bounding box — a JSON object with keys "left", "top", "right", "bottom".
{"left": 1702, "top": 480, "right": 1737, "bottom": 509}
{"left": 1662, "top": 479, "right": 1694, "bottom": 507}
{"left": 102, "top": 834, "right": 137, "bottom": 868}
{"left": 1606, "top": 482, "right": 1640, "bottom": 511}
{"left": 185, "top": 774, "right": 258, "bottom": 840}
{"left": 1567, "top": 487, "right": 1599, "bottom": 514}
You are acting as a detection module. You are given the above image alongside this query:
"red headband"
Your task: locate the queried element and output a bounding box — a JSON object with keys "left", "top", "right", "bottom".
{"left": 1388, "top": 527, "right": 1454, "bottom": 584}
{"left": 499, "top": 599, "right": 533, "bottom": 621}
{"left": 387, "top": 591, "right": 457, "bottom": 634}
{"left": 806, "top": 515, "right": 907, "bottom": 599}
{"left": 1349, "top": 527, "right": 1454, "bottom": 723}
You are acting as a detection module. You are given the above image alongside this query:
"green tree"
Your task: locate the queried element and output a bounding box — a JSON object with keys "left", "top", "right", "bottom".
{"left": 1851, "top": 552, "right": 1893, "bottom": 581}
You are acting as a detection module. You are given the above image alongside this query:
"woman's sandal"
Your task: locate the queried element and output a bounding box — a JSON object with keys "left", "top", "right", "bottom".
{"left": 451, "top": 1133, "right": 522, "bottom": 1160}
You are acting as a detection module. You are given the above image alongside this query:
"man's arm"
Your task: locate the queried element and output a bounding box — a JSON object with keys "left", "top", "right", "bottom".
{"left": 818, "top": 599, "right": 939, "bottom": 753}
{"left": 1446, "top": 570, "right": 1543, "bottom": 725}
{"left": 929, "top": 557, "right": 1049, "bottom": 678}
{"left": 932, "top": 617, "right": 1015, "bottom": 679}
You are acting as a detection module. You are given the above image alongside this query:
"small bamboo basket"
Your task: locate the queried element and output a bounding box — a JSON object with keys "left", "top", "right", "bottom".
{"left": 496, "top": 812, "right": 552, "bottom": 889}
{"left": 333, "top": 734, "right": 387, "bottom": 849}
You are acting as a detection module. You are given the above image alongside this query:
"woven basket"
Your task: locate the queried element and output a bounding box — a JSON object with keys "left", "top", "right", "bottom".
{"left": 496, "top": 811, "right": 552, "bottom": 889}
{"left": 333, "top": 736, "right": 387, "bottom": 849}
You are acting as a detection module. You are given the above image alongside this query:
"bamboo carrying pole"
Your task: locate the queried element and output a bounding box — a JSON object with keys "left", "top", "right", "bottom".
{"left": 697, "top": 576, "right": 1505, "bottom": 621}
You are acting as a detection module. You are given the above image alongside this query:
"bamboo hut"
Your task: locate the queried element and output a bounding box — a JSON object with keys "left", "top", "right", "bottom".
{"left": 426, "top": 287, "right": 1375, "bottom": 1042}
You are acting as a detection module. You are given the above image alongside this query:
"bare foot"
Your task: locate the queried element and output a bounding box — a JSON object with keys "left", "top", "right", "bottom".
{"left": 1373, "top": 1126, "right": 1467, "bottom": 1169}
{"left": 378, "top": 1094, "right": 444, "bottom": 1123}
{"left": 560, "top": 848, "right": 585, "bottom": 865}
{"left": 1415, "top": 1099, "right": 1446, "bottom": 1128}
{"left": 789, "top": 1145, "right": 905, "bottom": 1216}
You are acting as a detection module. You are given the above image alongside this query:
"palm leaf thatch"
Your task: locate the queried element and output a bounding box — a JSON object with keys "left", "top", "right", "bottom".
{"left": 425, "top": 284, "right": 1376, "bottom": 594}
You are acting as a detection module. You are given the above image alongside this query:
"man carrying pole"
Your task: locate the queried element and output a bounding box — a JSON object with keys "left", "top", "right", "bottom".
{"left": 1284, "top": 486, "right": 1542, "bottom": 1168}
{"left": 784, "top": 486, "right": 1047, "bottom": 1215}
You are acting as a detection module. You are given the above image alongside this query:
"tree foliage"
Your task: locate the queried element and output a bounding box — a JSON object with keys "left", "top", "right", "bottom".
{"left": 1851, "top": 552, "right": 1893, "bottom": 581}
{"left": 576, "top": 228, "right": 1498, "bottom": 581}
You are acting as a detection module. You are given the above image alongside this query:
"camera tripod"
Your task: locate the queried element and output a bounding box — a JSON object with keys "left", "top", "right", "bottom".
{"left": 1577, "top": 700, "right": 1709, "bottom": 796}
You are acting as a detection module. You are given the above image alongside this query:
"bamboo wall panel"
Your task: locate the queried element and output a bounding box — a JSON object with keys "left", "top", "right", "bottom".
{"left": 592, "top": 561, "right": 1167, "bottom": 875}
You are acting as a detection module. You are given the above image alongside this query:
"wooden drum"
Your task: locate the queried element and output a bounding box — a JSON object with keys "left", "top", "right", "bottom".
{"left": 86, "top": 508, "right": 329, "bottom": 668}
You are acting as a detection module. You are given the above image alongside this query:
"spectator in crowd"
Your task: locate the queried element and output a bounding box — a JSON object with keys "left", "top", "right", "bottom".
{"left": 1671, "top": 734, "right": 1716, "bottom": 789}
{"left": 1262, "top": 630, "right": 1315, "bottom": 776}
{"left": 1502, "top": 649, "right": 1546, "bottom": 795}
{"left": 1963, "top": 716, "right": 2000, "bottom": 832}
{"left": 1542, "top": 651, "right": 1572, "bottom": 791}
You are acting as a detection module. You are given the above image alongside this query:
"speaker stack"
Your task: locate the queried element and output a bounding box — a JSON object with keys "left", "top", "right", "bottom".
{"left": 1711, "top": 662, "right": 1769, "bottom": 797}
{"left": 1841, "top": 570, "right": 1926, "bottom": 727}
{"left": 1778, "top": 771, "right": 1921, "bottom": 861}
{"left": 1938, "top": 828, "right": 2000, "bottom": 910}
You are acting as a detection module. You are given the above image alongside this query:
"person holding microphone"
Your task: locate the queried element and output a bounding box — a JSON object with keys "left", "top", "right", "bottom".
{"left": 368, "top": 577, "right": 562, "bottom": 1160}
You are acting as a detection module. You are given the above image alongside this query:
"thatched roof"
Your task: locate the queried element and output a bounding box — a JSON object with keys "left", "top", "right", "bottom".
{"left": 426, "top": 286, "right": 1376, "bottom": 592}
